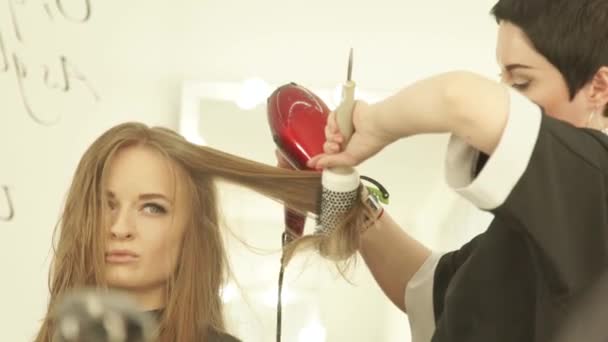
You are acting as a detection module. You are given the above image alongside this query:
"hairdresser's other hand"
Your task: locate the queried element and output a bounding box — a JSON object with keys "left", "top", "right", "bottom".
{"left": 307, "top": 101, "right": 395, "bottom": 169}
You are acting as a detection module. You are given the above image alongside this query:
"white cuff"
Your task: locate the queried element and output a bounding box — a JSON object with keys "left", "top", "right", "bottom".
{"left": 406, "top": 252, "right": 442, "bottom": 342}
{"left": 445, "top": 88, "right": 542, "bottom": 210}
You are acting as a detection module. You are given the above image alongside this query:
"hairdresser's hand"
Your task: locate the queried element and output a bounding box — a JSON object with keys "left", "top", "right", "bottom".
{"left": 307, "top": 101, "right": 396, "bottom": 169}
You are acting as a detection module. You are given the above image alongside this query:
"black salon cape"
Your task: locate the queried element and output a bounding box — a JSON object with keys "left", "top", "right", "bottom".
{"left": 405, "top": 89, "right": 608, "bottom": 342}
{"left": 149, "top": 310, "right": 241, "bottom": 342}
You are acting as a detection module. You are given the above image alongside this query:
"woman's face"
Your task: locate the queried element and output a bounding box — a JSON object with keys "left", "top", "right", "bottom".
{"left": 103, "top": 144, "right": 190, "bottom": 308}
{"left": 496, "top": 21, "right": 602, "bottom": 128}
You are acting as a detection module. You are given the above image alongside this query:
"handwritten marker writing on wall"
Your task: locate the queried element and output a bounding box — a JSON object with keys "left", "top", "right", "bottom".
{"left": 0, "top": 33, "right": 7, "bottom": 72}
{"left": 8, "top": 0, "right": 92, "bottom": 41}
{"left": 0, "top": 186, "right": 15, "bottom": 222}
{"left": 0, "top": 0, "right": 99, "bottom": 126}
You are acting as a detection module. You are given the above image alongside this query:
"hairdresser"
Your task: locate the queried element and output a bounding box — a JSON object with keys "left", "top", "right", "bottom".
{"left": 279, "top": 0, "right": 608, "bottom": 341}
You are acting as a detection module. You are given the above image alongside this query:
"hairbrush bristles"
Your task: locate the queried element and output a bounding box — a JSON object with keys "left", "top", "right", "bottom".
{"left": 315, "top": 168, "right": 360, "bottom": 235}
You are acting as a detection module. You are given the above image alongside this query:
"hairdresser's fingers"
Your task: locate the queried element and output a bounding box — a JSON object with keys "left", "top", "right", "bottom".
{"left": 325, "top": 125, "right": 343, "bottom": 145}
{"left": 327, "top": 111, "right": 339, "bottom": 134}
{"left": 326, "top": 111, "right": 344, "bottom": 141}
{"left": 324, "top": 141, "right": 341, "bottom": 154}
{"left": 307, "top": 154, "right": 324, "bottom": 169}
{"left": 325, "top": 115, "right": 344, "bottom": 146}
{"left": 314, "top": 153, "right": 358, "bottom": 169}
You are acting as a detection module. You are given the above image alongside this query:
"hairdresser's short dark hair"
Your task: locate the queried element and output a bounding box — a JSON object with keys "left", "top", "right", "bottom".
{"left": 491, "top": 0, "right": 608, "bottom": 100}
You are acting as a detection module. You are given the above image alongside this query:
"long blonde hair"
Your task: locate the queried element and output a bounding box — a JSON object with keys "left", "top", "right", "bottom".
{"left": 35, "top": 122, "right": 369, "bottom": 341}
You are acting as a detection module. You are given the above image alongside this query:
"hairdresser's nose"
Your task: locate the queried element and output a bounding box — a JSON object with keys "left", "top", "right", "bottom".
{"left": 109, "top": 207, "right": 136, "bottom": 240}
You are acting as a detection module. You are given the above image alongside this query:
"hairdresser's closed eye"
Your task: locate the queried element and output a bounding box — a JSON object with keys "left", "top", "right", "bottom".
{"left": 511, "top": 80, "right": 531, "bottom": 91}
{"left": 498, "top": 70, "right": 532, "bottom": 91}
{"left": 509, "top": 74, "right": 532, "bottom": 91}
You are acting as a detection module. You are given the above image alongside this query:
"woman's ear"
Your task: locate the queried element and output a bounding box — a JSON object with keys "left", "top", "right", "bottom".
{"left": 589, "top": 66, "right": 608, "bottom": 112}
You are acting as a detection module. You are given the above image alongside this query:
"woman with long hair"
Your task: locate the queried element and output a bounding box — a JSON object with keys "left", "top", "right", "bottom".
{"left": 35, "top": 122, "right": 372, "bottom": 341}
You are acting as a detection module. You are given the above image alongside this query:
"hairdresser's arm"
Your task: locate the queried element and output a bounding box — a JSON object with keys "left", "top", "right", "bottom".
{"left": 372, "top": 71, "right": 509, "bottom": 155}
{"left": 275, "top": 151, "right": 431, "bottom": 313}
{"left": 309, "top": 71, "right": 510, "bottom": 169}
{"left": 359, "top": 211, "right": 431, "bottom": 313}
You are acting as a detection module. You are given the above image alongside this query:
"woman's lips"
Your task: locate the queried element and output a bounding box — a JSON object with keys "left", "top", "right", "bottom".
{"left": 105, "top": 250, "right": 139, "bottom": 264}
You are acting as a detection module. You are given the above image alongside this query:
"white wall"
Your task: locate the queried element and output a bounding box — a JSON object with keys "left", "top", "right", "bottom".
{"left": 1, "top": 0, "right": 497, "bottom": 341}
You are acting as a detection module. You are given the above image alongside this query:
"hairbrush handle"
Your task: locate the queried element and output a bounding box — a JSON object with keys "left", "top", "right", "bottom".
{"left": 335, "top": 79, "right": 355, "bottom": 143}
{"left": 329, "top": 79, "right": 356, "bottom": 176}
{"left": 317, "top": 78, "right": 360, "bottom": 236}
{"left": 335, "top": 47, "right": 355, "bottom": 143}
{"left": 322, "top": 80, "right": 359, "bottom": 192}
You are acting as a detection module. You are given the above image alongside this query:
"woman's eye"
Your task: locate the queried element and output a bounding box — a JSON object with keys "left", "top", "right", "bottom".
{"left": 143, "top": 203, "right": 167, "bottom": 215}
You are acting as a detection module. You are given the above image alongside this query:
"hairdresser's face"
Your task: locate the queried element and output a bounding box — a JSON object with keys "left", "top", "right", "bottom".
{"left": 104, "top": 145, "right": 189, "bottom": 303}
{"left": 496, "top": 21, "right": 596, "bottom": 127}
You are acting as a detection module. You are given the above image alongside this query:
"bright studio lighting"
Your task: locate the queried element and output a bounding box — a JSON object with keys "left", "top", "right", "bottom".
{"left": 262, "top": 284, "right": 297, "bottom": 307}
{"left": 220, "top": 282, "right": 240, "bottom": 303}
{"left": 179, "top": 79, "right": 388, "bottom": 146}
{"left": 298, "top": 319, "right": 326, "bottom": 342}
{"left": 236, "top": 78, "right": 271, "bottom": 110}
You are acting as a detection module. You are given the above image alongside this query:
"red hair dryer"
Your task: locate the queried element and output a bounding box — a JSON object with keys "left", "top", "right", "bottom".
{"left": 266, "top": 82, "right": 329, "bottom": 242}
{"left": 267, "top": 53, "right": 379, "bottom": 342}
